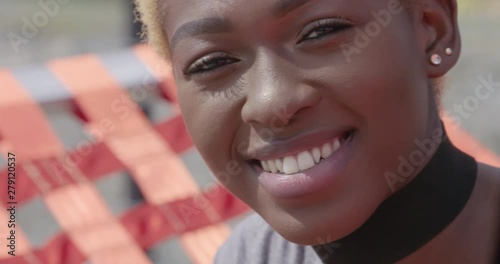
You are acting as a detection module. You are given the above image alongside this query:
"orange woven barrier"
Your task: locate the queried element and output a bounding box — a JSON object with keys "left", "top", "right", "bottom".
{"left": 0, "top": 45, "right": 498, "bottom": 264}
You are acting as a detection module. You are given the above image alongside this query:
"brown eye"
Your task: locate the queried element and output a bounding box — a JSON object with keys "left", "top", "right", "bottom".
{"left": 297, "top": 17, "right": 353, "bottom": 44}
{"left": 185, "top": 53, "right": 240, "bottom": 76}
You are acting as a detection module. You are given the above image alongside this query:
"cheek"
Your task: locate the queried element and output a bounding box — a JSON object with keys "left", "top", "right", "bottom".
{"left": 358, "top": 18, "right": 427, "bottom": 121}
{"left": 348, "top": 60, "right": 428, "bottom": 184}
{"left": 178, "top": 87, "right": 240, "bottom": 171}
{"left": 325, "top": 18, "right": 430, "bottom": 177}
{"left": 350, "top": 55, "right": 427, "bottom": 129}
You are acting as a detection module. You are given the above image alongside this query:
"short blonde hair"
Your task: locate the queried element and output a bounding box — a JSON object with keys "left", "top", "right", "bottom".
{"left": 134, "top": 0, "right": 171, "bottom": 60}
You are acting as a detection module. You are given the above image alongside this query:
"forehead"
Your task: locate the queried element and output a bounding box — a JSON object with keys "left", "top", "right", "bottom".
{"left": 160, "top": 0, "right": 412, "bottom": 52}
{"left": 162, "top": 0, "right": 374, "bottom": 32}
{"left": 160, "top": 0, "right": 412, "bottom": 19}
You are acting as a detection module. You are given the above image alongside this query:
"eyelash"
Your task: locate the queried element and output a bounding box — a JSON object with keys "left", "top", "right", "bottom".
{"left": 184, "top": 53, "right": 239, "bottom": 76}
{"left": 184, "top": 17, "right": 353, "bottom": 77}
{"left": 297, "top": 17, "right": 353, "bottom": 44}
{"left": 204, "top": 76, "right": 247, "bottom": 99}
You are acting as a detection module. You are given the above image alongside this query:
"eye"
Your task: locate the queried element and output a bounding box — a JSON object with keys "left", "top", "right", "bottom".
{"left": 297, "top": 17, "right": 353, "bottom": 44}
{"left": 184, "top": 53, "right": 240, "bottom": 76}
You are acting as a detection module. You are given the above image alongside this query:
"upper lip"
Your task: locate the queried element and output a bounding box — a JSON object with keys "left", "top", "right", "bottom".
{"left": 243, "top": 128, "right": 353, "bottom": 161}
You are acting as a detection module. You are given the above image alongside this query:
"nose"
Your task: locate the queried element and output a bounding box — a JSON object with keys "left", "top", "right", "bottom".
{"left": 241, "top": 52, "right": 321, "bottom": 129}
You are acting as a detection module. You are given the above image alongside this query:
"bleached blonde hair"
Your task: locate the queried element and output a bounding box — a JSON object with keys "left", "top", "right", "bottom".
{"left": 134, "top": 0, "right": 171, "bottom": 60}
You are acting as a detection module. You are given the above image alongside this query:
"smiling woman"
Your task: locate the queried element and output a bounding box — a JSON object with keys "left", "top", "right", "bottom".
{"left": 134, "top": 0, "right": 500, "bottom": 263}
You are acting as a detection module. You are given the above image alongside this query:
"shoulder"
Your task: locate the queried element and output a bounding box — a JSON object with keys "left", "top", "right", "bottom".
{"left": 214, "top": 213, "right": 272, "bottom": 262}
{"left": 214, "top": 213, "right": 321, "bottom": 264}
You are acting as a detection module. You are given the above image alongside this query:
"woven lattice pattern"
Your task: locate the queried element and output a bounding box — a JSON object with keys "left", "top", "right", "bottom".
{"left": 0, "top": 45, "right": 498, "bottom": 264}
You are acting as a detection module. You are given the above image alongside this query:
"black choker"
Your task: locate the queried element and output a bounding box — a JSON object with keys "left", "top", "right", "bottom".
{"left": 313, "top": 124, "right": 477, "bottom": 264}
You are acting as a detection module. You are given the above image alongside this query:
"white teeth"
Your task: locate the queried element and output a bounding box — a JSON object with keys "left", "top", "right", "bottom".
{"left": 321, "top": 142, "right": 333, "bottom": 159}
{"left": 297, "top": 151, "right": 315, "bottom": 171}
{"left": 332, "top": 138, "right": 341, "bottom": 152}
{"left": 312, "top": 147, "right": 321, "bottom": 163}
{"left": 268, "top": 160, "right": 278, "bottom": 173}
{"left": 275, "top": 158, "right": 284, "bottom": 173}
{"left": 259, "top": 135, "right": 349, "bottom": 174}
{"left": 261, "top": 160, "right": 270, "bottom": 172}
{"left": 283, "top": 156, "right": 299, "bottom": 174}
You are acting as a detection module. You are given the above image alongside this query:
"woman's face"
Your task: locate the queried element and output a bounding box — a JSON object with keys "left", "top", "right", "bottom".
{"left": 162, "top": 0, "right": 437, "bottom": 244}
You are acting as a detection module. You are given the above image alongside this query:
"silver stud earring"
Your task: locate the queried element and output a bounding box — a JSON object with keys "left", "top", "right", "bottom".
{"left": 445, "top": 47, "right": 453, "bottom": 56}
{"left": 430, "top": 54, "right": 442, "bottom": 66}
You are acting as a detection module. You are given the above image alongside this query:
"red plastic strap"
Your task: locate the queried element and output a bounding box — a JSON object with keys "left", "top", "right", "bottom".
{"left": 0, "top": 115, "right": 192, "bottom": 206}
{"left": 133, "top": 45, "right": 178, "bottom": 103}
{"left": 0, "top": 70, "right": 63, "bottom": 159}
{"left": 48, "top": 51, "right": 234, "bottom": 263}
{"left": 46, "top": 55, "right": 154, "bottom": 264}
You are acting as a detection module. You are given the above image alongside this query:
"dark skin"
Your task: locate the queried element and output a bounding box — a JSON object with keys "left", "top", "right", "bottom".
{"left": 160, "top": 0, "right": 500, "bottom": 262}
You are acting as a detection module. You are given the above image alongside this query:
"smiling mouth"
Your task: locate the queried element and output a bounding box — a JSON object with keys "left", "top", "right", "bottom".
{"left": 250, "top": 130, "right": 355, "bottom": 175}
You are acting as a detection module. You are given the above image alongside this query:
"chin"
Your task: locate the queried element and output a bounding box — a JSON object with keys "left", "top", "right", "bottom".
{"left": 260, "top": 193, "right": 382, "bottom": 246}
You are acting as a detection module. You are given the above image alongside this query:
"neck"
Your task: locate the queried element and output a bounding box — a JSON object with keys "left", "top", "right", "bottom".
{"left": 313, "top": 121, "right": 477, "bottom": 264}
{"left": 398, "top": 104, "right": 443, "bottom": 191}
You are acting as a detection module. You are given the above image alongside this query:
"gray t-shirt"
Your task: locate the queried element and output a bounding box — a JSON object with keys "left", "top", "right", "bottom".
{"left": 214, "top": 213, "right": 323, "bottom": 264}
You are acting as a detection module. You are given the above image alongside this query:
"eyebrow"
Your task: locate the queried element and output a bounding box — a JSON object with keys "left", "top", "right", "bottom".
{"left": 271, "top": 0, "right": 311, "bottom": 18}
{"left": 170, "top": 0, "right": 310, "bottom": 50}
{"left": 170, "top": 17, "right": 233, "bottom": 50}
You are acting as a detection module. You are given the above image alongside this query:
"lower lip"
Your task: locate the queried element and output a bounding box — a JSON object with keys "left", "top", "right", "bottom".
{"left": 254, "top": 132, "right": 356, "bottom": 199}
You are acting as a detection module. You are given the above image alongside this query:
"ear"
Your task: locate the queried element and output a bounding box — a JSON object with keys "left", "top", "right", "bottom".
{"left": 412, "top": 0, "right": 461, "bottom": 78}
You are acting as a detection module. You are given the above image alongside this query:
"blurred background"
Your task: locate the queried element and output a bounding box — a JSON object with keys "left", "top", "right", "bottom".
{"left": 0, "top": 0, "right": 499, "bottom": 263}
